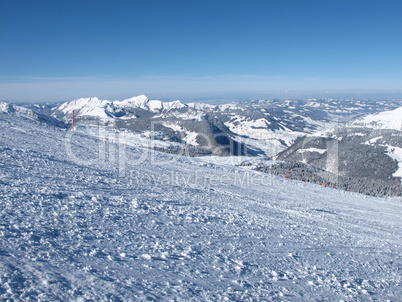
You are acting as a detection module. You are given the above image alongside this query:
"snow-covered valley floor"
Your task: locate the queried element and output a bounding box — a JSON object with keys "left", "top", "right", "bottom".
{"left": 1, "top": 113, "right": 402, "bottom": 301}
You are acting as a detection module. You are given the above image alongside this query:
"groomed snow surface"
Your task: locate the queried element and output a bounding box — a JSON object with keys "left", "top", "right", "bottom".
{"left": 1, "top": 112, "right": 402, "bottom": 301}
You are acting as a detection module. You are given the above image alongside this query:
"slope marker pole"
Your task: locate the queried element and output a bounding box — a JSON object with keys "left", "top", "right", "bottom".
{"left": 285, "top": 168, "right": 290, "bottom": 181}
{"left": 72, "top": 110, "right": 75, "bottom": 132}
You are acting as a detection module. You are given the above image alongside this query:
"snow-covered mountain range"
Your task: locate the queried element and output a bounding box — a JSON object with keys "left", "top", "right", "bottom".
{"left": 53, "top": 95, "right": 188, "bottom": 120}
{"left": 45, "top": 95, "right": 402, "bottom": 157}
{"left": 3, "top": 96, "right": 402, "bottom": 194}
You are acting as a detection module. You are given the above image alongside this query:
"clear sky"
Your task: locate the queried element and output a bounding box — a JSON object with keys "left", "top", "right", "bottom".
{"left": 1, "top": 0, "right": 401, "bottom": 102}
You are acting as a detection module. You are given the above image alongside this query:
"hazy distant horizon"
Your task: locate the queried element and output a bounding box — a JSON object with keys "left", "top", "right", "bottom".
{"left": 3, "top": 89, "right": 402, "bottom": 106}
{"left": 2, "top": 74, "right": 402, "bottom": 104}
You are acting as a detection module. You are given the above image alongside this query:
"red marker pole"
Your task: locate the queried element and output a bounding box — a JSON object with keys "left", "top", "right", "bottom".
{"left": 72, "top": 110, "right": 75, "bottom": 132}
{"left": 285, "top": 168, "right": 290, "bottom": 180}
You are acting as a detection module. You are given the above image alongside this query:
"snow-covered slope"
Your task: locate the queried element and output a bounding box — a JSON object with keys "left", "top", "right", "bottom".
{"left": 0, "top": 101, "right": 65, "bottom": 127}
{"left": 351, "top": 107, "right": 402, "bottom": 130}
{"left": 276, "top": 105, "right": 402, "bottom": 190}
{"left": 1, "top": 108, "right": 402, "bottom": 300}
{"left": 1, "top": 101, "right": 37, "bottom": 116}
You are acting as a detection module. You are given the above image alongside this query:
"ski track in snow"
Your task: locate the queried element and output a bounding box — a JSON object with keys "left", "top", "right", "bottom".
{"left": 1, "top": 113, "right": 402, "bottom": 301}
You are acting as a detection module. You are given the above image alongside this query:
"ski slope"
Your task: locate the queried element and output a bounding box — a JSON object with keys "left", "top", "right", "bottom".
{"left": 1, "top": 111, "right": 402, "bottom": 301}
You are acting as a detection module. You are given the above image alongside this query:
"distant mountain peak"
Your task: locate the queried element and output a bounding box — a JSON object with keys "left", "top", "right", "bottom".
{"left": 115, "top": 94, "right": 149, "bottom": 108}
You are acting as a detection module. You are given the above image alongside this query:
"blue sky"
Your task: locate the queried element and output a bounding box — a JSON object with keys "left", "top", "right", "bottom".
{"left": 1, "top": 0, "right": 401, "bottom": 102}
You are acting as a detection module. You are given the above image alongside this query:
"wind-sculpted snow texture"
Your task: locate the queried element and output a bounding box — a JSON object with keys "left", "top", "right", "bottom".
{"left": 1, "top": 111, "right": 402, "bottom": 301}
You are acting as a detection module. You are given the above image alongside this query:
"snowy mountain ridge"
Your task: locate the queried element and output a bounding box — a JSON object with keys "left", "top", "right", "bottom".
{"left": 54, "top": 95, "right": 189, "bottom": 119}
{"left": 0, "top": 101, "right": 66, "bottom": 128}
{"left": 1, "top": 101, "right": 35, "bottom": 115}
